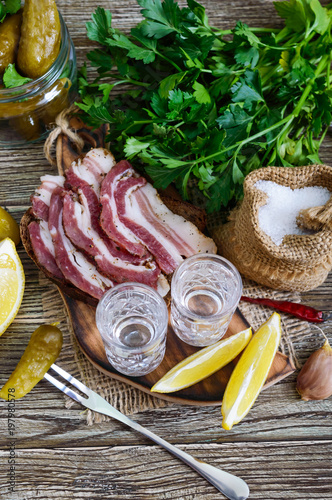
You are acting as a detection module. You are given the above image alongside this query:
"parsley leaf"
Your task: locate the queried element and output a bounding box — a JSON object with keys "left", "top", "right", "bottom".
{"left": 86, "top": 7, "right": 112, "bottom": 45}
{"left": 107, "top": 34, "right": 156, "bottom": 64}
{"left": 3, "top": 64, "right": 32, "bottom": 88}
{"left": 193, "top": 81, "right": 211, "bottom": 104}
{"left": 124, "top": 137, "right": 151, "bottom": 158}
{"left": 0, "top": 0, "right": 20, "bottom": 22}
{"left": 273, "top": 0, "right": 310, "bottom": 32}
{"left": 137, "top": 0, "right": 180, "bottom": 38}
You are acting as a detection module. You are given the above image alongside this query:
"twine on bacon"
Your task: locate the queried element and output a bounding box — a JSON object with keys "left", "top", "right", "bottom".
{"left": 43, "top": 104, "right": 85, "bottom": 166}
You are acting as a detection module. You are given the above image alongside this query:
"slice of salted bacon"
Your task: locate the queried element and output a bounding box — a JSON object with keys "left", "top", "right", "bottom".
{"left": 49, "top": 188, "right": 113, "bottom": 300}
{"left": 100, "top": 161, "right": 148, "bottom": 258}
{"left": 65, "top": 148, "right": 116, "bottom": 197}
{"left": 29, "top": 175, "right": 66, "bottom": 279}
{"left": 100, "top": 160, "right": 217, "bottom": 274}
{"left": 28, "top": 220, "right": 64, "bottom": 280}
{"left": 65, "top": 152, "right": 150, "bottom": 265}
{"left": 62, "top": 190, "right": 162, "bottom": 288}
{"left": 31, "top": 174, "right": 65, "bottom": 221}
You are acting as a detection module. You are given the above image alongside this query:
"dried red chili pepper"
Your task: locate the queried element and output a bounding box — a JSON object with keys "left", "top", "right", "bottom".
{"left": 240, "top": 296, "right": 332, "bottom": 323}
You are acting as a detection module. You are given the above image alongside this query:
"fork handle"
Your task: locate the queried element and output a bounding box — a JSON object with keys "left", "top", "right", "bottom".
{"left": 106, "top": 408, "right": 249, "bottom": 500}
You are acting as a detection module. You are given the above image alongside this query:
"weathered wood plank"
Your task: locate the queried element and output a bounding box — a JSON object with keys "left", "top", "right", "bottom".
{"left": 0, "top": 441, "right": 331, "bottom": 499}
{"left": 0, "top": 1, "right": 332, "bottom": 498}
{"left": 0, "top": 372, "right": 331, "bottom": 448}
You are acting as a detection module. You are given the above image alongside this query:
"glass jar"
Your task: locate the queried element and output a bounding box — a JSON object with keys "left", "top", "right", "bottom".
{"left": 0, "top": 11, "right": 77, "bottom": 147}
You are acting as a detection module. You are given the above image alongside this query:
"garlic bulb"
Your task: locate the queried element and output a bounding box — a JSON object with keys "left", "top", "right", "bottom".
{"left": 296, "top": 340, "right": 332, "bottom": 401}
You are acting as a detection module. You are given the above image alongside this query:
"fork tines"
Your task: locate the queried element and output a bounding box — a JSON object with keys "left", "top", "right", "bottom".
{"left": 44, "top": 364, "right": 90, "bottom": 404}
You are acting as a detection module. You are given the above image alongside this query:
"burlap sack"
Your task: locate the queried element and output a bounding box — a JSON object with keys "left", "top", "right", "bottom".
{"left": 211, "top": 165, "right": 332, "bottom": 291}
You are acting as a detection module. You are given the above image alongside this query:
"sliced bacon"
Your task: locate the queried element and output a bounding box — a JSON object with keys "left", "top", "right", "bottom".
{"left": 28, "top": 220, "right": 64, "bottom": 280}
{"left": 28, "top": 148, "right": 216, "bottom": 302}
{"left": 114, "top": 177, "right": 178, "bottom": 274}
{"left": 66, "top": 156, "right": 149, "bottom": 265}
{"left": 100, "top": 161, "right": 148, "bottom": 257}
{"left": 62, "top": 190, "right": 161, "bottom": 288}
{"left": 29, "top": 175, "right": 65, "bottom": 279}
{"left": 65, "top": 148, "right": 116, "bottom": 198}
{"left": 49, "top": 188, "right": 113, "bottom": 299}
{"left": 102, "top": 167, "right": 217, "bottom": 274}
{"left": 31, "top": 175, "right": 65, "bottom": 221}
{"left": 133, "top": 183, "right": 217, "bottom": 257}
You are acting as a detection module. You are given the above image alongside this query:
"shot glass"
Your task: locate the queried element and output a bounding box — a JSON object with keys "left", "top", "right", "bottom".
{"left": 171, "top": 254, "right": 242, "bottom": 347}
{"left": 96, "top": 283, "right": 168, "bottom": 377}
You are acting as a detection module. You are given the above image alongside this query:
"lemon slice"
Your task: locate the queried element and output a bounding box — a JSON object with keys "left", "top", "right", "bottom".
{"left": 0, "top": 206, "right": 20, "bottom": 245}
{"left": 221, "top": 312, "right": 281, "bottom": 430}
{"left": 0, "top": 238, "right": 25, "bottom": 336}
{"left": 151, "top": 328, "right": 252, "bottom": 393}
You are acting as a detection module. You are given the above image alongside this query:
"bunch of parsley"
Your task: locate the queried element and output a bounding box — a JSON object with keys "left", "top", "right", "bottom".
{"left": 78, "top": 0, "right": 332, "bottom": 212}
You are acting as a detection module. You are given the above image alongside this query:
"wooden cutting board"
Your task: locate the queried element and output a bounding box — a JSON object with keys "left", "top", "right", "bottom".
{"left": 60, "top": 291, "right": 295, "bottom": 405}
{"left": 52, "top": 117, "right": 296, "bottom": 405}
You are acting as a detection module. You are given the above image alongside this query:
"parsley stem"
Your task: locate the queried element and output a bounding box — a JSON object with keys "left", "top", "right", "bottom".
{"left": 327, "top": 54, "right": 331, "bottom": 90}
{"left": 187, "top": 115, "right": 290, "bottom": 167}
{"left": 113, "top": 78, "right": 150, "bottom": 88}
{"left": 319, "top": 125, "right": 329, "bottom": 147}
{"left": 274, "top": 26, "right": 292, "bottom": 44}
{"left": 261, "top": 143, "right": 275, "bottom": 165}
{"left": 213, "top": 27, "right": 280, "bottom": 36}
{"left": 123, "top": 120, "right": 154, "bottom": 133}
{"left": 156, "top": 51, "right": 182, "bottom": 72}
{"left": 292, "top": 54, "right": 329, "bottom": 118}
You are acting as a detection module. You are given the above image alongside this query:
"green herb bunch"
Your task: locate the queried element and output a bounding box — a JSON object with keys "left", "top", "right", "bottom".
{"left": 78, "top": 0, "right": 332, "bottom": 212}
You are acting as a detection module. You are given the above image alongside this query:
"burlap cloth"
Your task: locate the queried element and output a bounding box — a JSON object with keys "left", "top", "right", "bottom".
{"left": 216, "top": 165, "right": 332, "bottom": 291}
{"left": 41, "top": 117, "right": 315, "bottom": 422}
{"left": 39, "top": 208, "right": 313, "bottom": 425}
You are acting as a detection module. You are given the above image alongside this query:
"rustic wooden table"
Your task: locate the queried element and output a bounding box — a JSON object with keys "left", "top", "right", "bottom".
{"left": 0, "top": 1, "right": 332, "bottom": 499}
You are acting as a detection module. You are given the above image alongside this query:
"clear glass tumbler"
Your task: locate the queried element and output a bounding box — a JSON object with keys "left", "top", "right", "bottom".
{"left": 96, "top": 283, "right": 168, "bottom": 377}
{"left": 171, "top": 254, "right": 242, "bottom": 347}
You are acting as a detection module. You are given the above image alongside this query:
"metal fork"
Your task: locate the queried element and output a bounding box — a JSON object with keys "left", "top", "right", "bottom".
{"left": 44, "top": 364, "right": 249, "bottom": 500}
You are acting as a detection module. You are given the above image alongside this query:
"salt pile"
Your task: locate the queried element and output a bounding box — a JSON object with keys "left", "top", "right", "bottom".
{"left": 255, "top": 180, "right": 331, "bottom": 246}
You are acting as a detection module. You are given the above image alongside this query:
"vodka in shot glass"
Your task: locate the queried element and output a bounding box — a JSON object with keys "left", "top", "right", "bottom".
{"left": 96, "top": 283, "right": 168, "bottom": 376}
{"left": 170, "top": 254, "right": 242, "bottom": 347}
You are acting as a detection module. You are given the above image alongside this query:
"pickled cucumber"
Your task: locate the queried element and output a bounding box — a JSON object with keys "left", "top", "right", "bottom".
{"left": 0, "top": 324, "right": 63, "bottom": 400}
{"left": 17, "top": 0, "right": 61, "bottom": 79}
{"left": 0, "top": 12, "right": 22, "bottom": 75}
{"left": 10, "top": 112, "right": 40, "bottom": 141}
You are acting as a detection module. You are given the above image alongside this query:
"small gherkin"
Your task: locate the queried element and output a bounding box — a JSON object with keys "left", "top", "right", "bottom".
{"left": 0, "top": 12, "right": 22, "bottom": 75}
{"left": 17, "top": 0, "right": 61, "bottom": 79}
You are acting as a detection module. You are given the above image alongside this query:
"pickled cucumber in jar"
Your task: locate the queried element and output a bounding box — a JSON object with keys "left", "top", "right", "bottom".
{"left": 17, "top": 0, "right": 61, "bottom": 79}
{"left": 0, "top": 12, "right": 22, "bottom": 75}
{"left": 9, "top": 112, "right": 40, "bottom": 141}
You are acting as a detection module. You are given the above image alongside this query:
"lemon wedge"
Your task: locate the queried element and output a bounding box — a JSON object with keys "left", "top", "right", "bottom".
{"left": 151, "top": 328, "right": 252, "bottom": 393}
{"left": 221, "top": 312, "right": 281, "bottom": 430}
{"left": 0, "top": 206, "right": 20, "bottom": 245}
{"left": 0, "top": 238, "right": 25, "bottom": 336}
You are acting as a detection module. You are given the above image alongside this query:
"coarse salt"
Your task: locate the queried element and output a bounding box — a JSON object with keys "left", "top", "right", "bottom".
{"left": 254, "top": 180, "right": 331, "bottom": 246}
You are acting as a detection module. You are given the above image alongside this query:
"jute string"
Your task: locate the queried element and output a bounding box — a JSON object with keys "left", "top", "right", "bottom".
{"left": 43, "top": 104, "right": 84, "bottom": 166}
{"left": 298, "top": 196, "right": 332, "bottom": 231}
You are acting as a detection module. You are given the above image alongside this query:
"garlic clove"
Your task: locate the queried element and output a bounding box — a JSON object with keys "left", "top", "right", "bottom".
{"left": 296, "top": 340, "right": 332, "bottom": 401}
